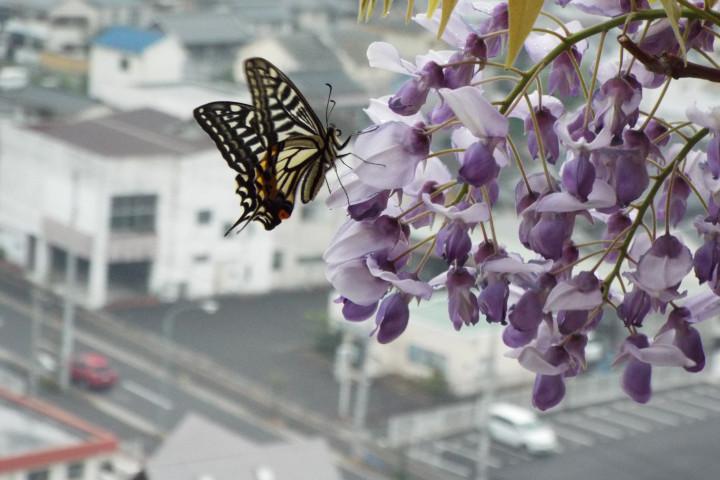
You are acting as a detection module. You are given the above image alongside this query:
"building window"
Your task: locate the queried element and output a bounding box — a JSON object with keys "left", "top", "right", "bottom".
{"left": 272, "top": 251, "right": 283, "bottom": 271}
{"left": 119, "top": 56, "right": 129, "bottom": 71}
{"left": 110, "top": 194, "right": 157, "bottom": 233}
{"left": 67, "top": 462, "right": 85, "bottom": 479}
{"left": 27, "top": 470, "right": 49, "bottom": 480}
{"left": 197, "top": 210, "right": 212, "bottom": 225}
{"left": 297, "top": 255, "right": 323, "bottom": 265}
{"left": 407, "top": 345, "right": 446, "bottom": 372}
{"left": 193, "top": 254, "right": 209, "bottom": 263}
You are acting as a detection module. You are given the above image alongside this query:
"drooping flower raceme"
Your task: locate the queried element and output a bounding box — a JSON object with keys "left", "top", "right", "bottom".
{"left": 326, "top": 0, "right": 720, "bottom": 409}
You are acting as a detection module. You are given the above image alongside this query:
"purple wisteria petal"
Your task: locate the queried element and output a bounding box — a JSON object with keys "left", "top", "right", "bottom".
{"left": 626, "top": 234, "right": 693, "bottom": 295}
{"left": 526, "top": 108, "right": 561, "bottom": 163}
{"left": 374, "top": 293, "right": 410, "bottom": 343}
{"left": 513, "top": 346, "right": 567, "bottom": 375}
{"left": 459, "top": 141, "right": 501, "bottom": 187}
{"left": 532, "top": 374, "right": 566, "bottom": 411}
{"left": 364, "top": 96, "right": 427, "bottom": 125}
{"left": 324, "top": 216, "right": 404, "bottom": 265}
{"left": 367, "top": 257, "right": 433, "bottom": 300}
{"left": 439, "top": 86, "right": 509, "bottom": 138}
{"left": 421, "top": 193, "right": 490, "bottom": 223}
{"left": 528, "top": 213, "right": 574, "bottom": 260}
{"left": 544, "top": 272, "right": 602, "bottom": 313}
{"left": 694, "top": 237, "right": 720, "bottom": 284}
{"left": 560, "top": 0, "right": 649, "bottom": 17}
{"left": 617, "top": 288, "right": 652, "bottom": 328}
{"left": 341, "top": 298, "right": 378, "bottom": 321}
{"left": 503, "top": 325, "right": 538, "bottom": 348}
{"left": 536, "top": 179, "right": 616, "bottom": 213}
{"left": 327, "top": 259, "right": 390, "bottom": 306}
{"left": 623, "top": 358, "right": 652, "bottom": 404}
{"left": 353, "top": 122, "right": 430, "bottom": 189}
{"left": 478, "top": 280, "right": 509, "bottom": 324}
{"left": 413, "top": 5, "right": 473, "bottom": 48}
{"left": 436, "top": 222, "right": 472, "bottom": 265}
{"left": 389, "top": 61, "right": 444, "bottom": 115}
{"left": 592, "top": 75, "right": 642, "bottom": 138}
{"left": 482, "top": 256, "right": 551, "bottom": 275}
{"left": 367, "top": 41, "right": 415, "bottom": 74}
{"left": 447, "top": 267, "right": 480, "bottom": 330}
{"left": 525, "top": 21, "right": 588, "bottom": 63}
{"left": 478, "top": 2, "right": 508, "bottom": 57}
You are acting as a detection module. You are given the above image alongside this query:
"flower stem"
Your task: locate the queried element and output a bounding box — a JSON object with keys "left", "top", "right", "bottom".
{"left": 601, "top": 128, "right": 710, "bottom": 298}
{"left": 499, "top": 9, "right": 708, "bottom": 115}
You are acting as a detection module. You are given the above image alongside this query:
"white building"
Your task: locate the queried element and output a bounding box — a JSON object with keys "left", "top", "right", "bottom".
{"left": 0, "top": 107, "right": 342, "bottom": 308}
{"left": 0, "top": 386, "right": 118, "bottom": 480}
{"left": 88, "top": 26, "right": 185, "bottom": 102}
{"left": 330, "top": 293, "right": 533, "bottom": 397}
{"left": 46, "top": 0, "right": 149, "bottom": 58}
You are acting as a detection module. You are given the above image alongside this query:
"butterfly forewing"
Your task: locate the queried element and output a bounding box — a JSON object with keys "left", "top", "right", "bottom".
{"left": 244, "top": 57, "right": 326, "bottom": 145}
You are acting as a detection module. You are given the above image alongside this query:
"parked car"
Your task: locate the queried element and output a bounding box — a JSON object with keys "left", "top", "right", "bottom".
{"left": 71, "top": 352, "right": 118, "bottom": 390}
{"left": 488, "top": 403, "right": 558, "bottom": 455}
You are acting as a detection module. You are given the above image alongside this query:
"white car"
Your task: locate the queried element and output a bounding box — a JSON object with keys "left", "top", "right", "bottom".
{"left": 487, "top": 403, "right": 559, "bottom": 455}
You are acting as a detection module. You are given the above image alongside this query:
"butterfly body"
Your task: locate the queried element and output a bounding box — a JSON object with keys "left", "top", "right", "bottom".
{"left": 194, "top": 57, "right": 347, "bottom": 232}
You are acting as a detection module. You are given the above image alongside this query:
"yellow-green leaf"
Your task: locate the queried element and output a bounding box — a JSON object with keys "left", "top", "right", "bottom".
{"left": 506, "top": 0, "right": 544, "bottom": 66}
{"left": 382, "top": 0, "right": 393, "bottom": 16}
{"left": 405, "top": 0, "right": 415, "bottom": 22}
{"left": 658, "top": 0, "right": 686, "bottom": 58}
{"left": 426, "top": 0, "right": 440, "bottom": 18}
{"left": 436, "top": 0, "right": 459, "bottom": 38}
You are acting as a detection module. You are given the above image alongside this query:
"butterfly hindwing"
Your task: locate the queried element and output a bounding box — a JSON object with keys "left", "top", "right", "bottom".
{"left": 193, "top": 101, "right": 265, "bottom": 173}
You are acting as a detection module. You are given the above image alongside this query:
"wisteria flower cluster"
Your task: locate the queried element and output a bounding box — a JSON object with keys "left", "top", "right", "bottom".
{"left": 325, "top": 0, "right": 720, "bottom": 409}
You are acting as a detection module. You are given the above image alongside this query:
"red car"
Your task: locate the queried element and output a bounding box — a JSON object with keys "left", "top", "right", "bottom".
{"left": 71, "top": 353, "right": 118, "bottom": 390}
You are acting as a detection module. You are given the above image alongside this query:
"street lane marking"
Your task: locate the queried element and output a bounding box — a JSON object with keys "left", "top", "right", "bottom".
{"left": 690, "top": 385, "right": 720, "bottom": 401}
{"left": 584, "top": 408, "right": 652, "bottom": 433}
{"left": 489, "top": 442, "right": 533, "bottom": 462}
{"left": 122, "top": 380, "right": 174, "bottom": 411}
{"left": 551, "top": 424, "right": 595, "bottom": 447}
{"left": 78, "top": 390, "right": 164, "bottom": 438}
{"left": 611, "top": 402, "right": 680, "bottom": 426}
{"left": 436, "top": 439, "right": 503, "bottom": 469}
{"left": 408, "top": 444, "right": 472, "bottom": 478}
{"left": 651, "top": 398, "right": 708, "bottom": 420}
{"left": 668, "top": 391, "right": 720, "bottom": 413}
{"left": 555, "top": 414, "right": 624, "bottom": 439}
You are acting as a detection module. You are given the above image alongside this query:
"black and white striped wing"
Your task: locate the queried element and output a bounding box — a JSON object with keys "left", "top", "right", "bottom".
{"left": 193, "top": 101, "right": 265, "bottom": 172}
{"left": 244, "top": 57, "right": 326, "bottom": 146}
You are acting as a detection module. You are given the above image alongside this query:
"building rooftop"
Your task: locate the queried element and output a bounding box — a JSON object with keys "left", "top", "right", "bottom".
{"left": 0, "top": 86, "right": 104, "bottom": 120}
{"left": 154, "top": 12, "right": 252, "bottom": 46}
{"left": 87, "top": 0, "right": 143, "bottom": 7}
{"left": 280, "top": 32, "right": 343, "bottom": 72}
{"left": 0, "top": 387, "right": 116, "bottom": 474}
{"left": 0, "top": 0, "right": 58, "bottom": 11}
{"left": 146, "top": 413, "right": 340, "bottom": 480}
{"left": 35, "top": 108, "right": 208, "bottom": 157}
{"left": 94, "top": 27, "right": 165, "bottom": 54}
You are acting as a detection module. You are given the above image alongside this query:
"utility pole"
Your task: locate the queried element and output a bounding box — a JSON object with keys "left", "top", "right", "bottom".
{"left": 334, "top": 332, "right": 353, "bottom": 418}
{"left": 351, "top": 336, "right": 371, "bottom": 459}
{"left": 58, "top": 171, "right": 79, "bottom": 391}
{"left": 29, "top": 286, "right": 43, "bottom": 396}
{"left": 58, "top": 254, "right": 77, "bottom": 390}
{"left": 476, "top": 330, "right": 498, "bottom": 480}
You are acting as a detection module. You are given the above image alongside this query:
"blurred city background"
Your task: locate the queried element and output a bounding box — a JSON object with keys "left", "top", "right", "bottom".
{"left": 0, "top": 1, "right": 718, "bottom": 480}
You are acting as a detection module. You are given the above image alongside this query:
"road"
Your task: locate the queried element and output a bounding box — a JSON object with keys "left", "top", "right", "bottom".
{"left": 408, "top": 382, "right": 720, "bottom": 479}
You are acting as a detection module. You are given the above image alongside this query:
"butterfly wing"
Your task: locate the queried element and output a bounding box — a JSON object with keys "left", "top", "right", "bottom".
{"left": 193, "top": 101, "right": 265, "bottom": 172}
{"left": 244, "top": 57, "right": 326, "bottom": 146}
{"left": 245, "top": 57, "right": 336, "bottom": 206}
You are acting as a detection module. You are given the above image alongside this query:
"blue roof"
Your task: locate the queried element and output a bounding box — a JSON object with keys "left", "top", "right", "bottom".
{"left": 94, "top": 27, "right": 164, "bottom": 54}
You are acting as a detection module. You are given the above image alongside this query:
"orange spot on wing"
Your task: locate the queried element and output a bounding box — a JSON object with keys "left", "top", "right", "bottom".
{"left": 279, "top": 209, "right": 290, "bottom": 220}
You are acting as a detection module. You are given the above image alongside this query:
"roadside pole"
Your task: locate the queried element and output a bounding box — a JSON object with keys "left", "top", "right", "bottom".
{"left": 351, "top": 336, "right": 371, "bottom": 459}
{"left": 29, "top": 286, "right": 43, "bottom": 396}
{"left": 335, "top": 332, "right": 353, "bottom": 418}
{"left": 58, "top": 254, "right": 77, "bottom": 390}
{"left": 476, "top": 330, "right": 498, "bottom": 480}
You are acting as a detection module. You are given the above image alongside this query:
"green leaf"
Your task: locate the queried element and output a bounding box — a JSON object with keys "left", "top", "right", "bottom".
{"left": 383, "top": 0, "right": 393, "bottom": 16}
{"left": 506, "top": 0, "right": 544, "bottom": 66}
{"left": 657, "top": 0, "right": 687, "bottom": 58}
{"left": 405, "top": 0, "right": 415, "bottom": 22}
{"left": 436, "top": 0, "right": 459, "bottom": 38}
{"left": 426, "top": 0, "right": 440, "bottom": 18}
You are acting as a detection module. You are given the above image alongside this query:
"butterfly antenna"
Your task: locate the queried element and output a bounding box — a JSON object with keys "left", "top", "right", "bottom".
{"left": 324, "top": 83, "right": 334, "bottom": 126}
{"left": 338, "top": 151, "right": 384, "bottom": 167}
